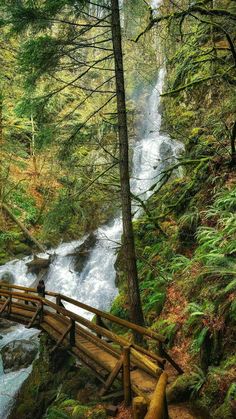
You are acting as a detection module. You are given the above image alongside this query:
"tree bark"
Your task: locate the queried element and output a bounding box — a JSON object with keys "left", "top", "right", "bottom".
{"left": 0, "top": 93, "right": 3, "bottom": 201}
{"left": 230, "top": 121, "right": 236, "bottom": 166}
{"left": 111, "top": 0, "right": 144, "bottom": 327}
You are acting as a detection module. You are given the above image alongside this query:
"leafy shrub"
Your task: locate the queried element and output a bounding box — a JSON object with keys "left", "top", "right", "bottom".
{"left": 152, "top": 319, "right": 178, "bottom": 347}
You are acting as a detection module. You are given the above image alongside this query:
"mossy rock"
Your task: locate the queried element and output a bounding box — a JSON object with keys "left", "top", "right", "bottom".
{"left": 167, "top": 373, "right": 199, "bottom": 403}
{"left": 213, "top": 401, "right": 235, "bottom": 419}
{"left": 45, "top": 407, "right": 70, "bottom": 419}
{"left": 11, "top": 242, "right": 32, "bottom": 256}
{"left": 87, "top": 407, "right": 107, "bottom": 419}
{"left": 0, "top": 252, "right": 9, "bottom": 265}
{"left": 72, "top": 404, "right": 89, "bottom": 418}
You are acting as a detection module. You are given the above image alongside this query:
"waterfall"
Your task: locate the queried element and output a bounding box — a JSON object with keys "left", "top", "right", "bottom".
{"left": 0, "top": 67, "right": 183, "bottom": 417}
{"left": 0, "top": 69, "right": 182, "bottom": 320}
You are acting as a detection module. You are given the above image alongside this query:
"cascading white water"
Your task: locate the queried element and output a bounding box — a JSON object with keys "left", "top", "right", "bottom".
{"left": 0, "top": 3, "right": 186, "bottom": 416}
{"left": 0, "top": 69, "right": 182, "bottom": 320}
{"left": 0, "top": 67, "right": 183, "bottom": 418}
{"left": 0, "top": 325, "right": 39, "bottom": 418}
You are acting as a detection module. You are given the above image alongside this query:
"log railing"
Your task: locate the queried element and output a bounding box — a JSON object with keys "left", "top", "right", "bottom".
{"left": 0, "top": 282, "right": 183, "bottom": 418}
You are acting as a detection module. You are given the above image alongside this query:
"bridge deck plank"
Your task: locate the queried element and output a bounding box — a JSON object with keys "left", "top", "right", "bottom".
{"left": 0, "top": 301, "right": 157, "bottom": 398}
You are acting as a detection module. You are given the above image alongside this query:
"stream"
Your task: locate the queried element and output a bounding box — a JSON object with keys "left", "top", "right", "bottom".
{"left": 0, "top": 68, "right": 182, "bottom": 416}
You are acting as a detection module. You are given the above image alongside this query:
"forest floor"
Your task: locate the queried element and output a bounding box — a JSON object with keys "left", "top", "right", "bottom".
{"left": 114, "top": 402, "right": 205, "bottom": 418}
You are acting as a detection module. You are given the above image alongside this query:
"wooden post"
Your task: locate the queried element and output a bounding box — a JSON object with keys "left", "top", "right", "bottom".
{"left": 25, "top": 290, "right": 29, "bottom": 305}
{"left": 39, "top": 302, "right": 44, "bottom": 323}
{"left": 133, "top": 396, "right": 147, "bottom": 419}
{"left": 164, "top": 394, "right": 169, "bottom": 419}
{"left": 144, "top": 372, "right": 168, "bottom": 419}
{"left": 70, "top": 319, "right": 75, "bottom": 346}
{"left": 99, "top": 356, "right": 124, "bottom": 396}
{"left": 123, "top": 346, "right": 131, "bottom": 406}
{"left": 56, "top": 295, "right": 61, "bottom": 314}
{"left": 0, "top": 297, "right": 10, "bottom": 314}
{"left": 96, "top": 315, "right": 102, "bottom": 339}
{"left": 158, "top": 342, "right": 183, "bottom": 374}
{"left": 161, "top": 348, "right": 184, "bottom": 375}
{"left": 50, "top": 323, "right": 72, "bottom": 353}
{"left": 7, "top": 293, "right": 12, "bottom": 316}
{"left": 27, "top": 303, "right": 43, "bottom": 328}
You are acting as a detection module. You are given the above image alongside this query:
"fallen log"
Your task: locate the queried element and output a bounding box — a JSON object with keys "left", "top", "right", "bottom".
{"left": 1, "top": 202, "right": 46, "bottom": 253}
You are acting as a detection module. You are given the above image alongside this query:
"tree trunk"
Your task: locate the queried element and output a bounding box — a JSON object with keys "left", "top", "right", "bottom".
{"left": 111, "top": 0, "right": 144, "bottom": 328}
{"left": 0, "top": 92, "right": 3, "bottom": 201}
{"left": 230, "top": 121, "right": 236, "bottom": 166}
{"left": 30, "top": 113, "right": 38, "bottom": 174}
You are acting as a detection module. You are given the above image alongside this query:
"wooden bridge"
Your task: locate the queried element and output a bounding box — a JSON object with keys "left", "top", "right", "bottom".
{"left": 0, "top": 282, "right": 183, "bottom": 419}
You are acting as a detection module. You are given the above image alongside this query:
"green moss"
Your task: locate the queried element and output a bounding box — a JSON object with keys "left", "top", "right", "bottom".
{"left": 72, "top": 405, "right": 89, "bottom": 418}
{"left": 0, "top": 251, "right": 9, "bottom": 265}
{"left": 87, "top": 407, "right": 107, "bottom": 419}
{"left": 110, "top": 293, "right": 129, "bottom": 321}
{"left": 213, "top": 402, "right": 235, "bottom": 419}
{"left": 167, "top": 373, "right": 202, "bottom": 403}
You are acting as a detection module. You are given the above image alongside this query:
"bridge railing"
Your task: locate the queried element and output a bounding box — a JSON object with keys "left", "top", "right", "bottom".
{"left": 0, "top": 282, "right": 183, "bottom": 374}
{"left": 0, "top": 282, "right": 180, "bottom": 418}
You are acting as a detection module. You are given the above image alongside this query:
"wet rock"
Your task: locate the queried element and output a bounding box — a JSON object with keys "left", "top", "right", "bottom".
{"left": 69, "top": 233, "right": 97, "bottom": 273}
{"left": 0, "top": 271, "right": 15, "bottom": 284}
{"left": 0, "top": 318, "right": 18, "bottom": 331}
{"left": 26, "top": 255, "right": 51, "bottom": 275}
{"left": 159, "top": 141, "right": 175, "bottom": 162}
{"left": 1, "top": 339, "right": 38, "bottom": 372}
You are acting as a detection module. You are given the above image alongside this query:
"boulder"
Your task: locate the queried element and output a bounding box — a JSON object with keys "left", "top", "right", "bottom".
{"left": 0, "top": 271, "right": 15, "bottom": 284}
{"left": 167, "top": 373, "right": 198, "bottom": 403}
{"left": 69, "top": 233, "right": 97, "bottom": 273}
{"left": 1, "top": 339, "right": 38, "bottom": 372}
{"left": 26, "top": 255, "right": 51, "bottom": 275}
{"left": 0, "top": 318, "right": 18, "bottom": 330}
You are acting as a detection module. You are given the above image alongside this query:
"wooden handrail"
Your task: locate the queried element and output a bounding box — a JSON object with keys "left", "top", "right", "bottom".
{"left": 0, "top": 282, "right": 58, "bottom": 297}
{"left": 0, "top": 290, "right": 164, "bottom": 377}
{"left": 0, "top": 284, "right": 183, "bottom": 375}
{"left": 0, "top": 283, "right": 182, "bottom": 414}
{"left": 0, "top": 289, "right": 41, "bottom": 302}
{"left": 59, "top": 294, "right": 167, "bottom": 343}
{"left": 0, "top": 282, "right": 166, "bottom": 343}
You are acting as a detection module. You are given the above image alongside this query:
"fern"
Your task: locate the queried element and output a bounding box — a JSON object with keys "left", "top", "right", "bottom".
{"left": 189, "top": 366, "right": 206, "bottom": 398}
{"left": 143, "top": 292, "right": 166, "bottom": 314}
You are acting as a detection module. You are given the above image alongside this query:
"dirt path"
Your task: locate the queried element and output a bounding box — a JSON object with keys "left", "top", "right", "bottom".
{"left": 169, "top": 402, "right": 205, "bottom": 419}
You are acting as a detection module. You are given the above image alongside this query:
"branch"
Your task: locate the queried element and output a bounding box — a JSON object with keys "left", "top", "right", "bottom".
{"left": 161, "top": 68, "right": 234, "bottom": 96}
{"left": 134, "top": 6, "right": 236, "bottom": 42}
{"left": 66, "top": 94, "right": 116, "bottom": 143}
{"left": 70, "top": 162, "right": 118, "bottom": 199}
{"left": 131, "top": 192, "right": 167, "bottom": 236}
{"left": 55, "top": 76, "right": 115, "bottom": 125}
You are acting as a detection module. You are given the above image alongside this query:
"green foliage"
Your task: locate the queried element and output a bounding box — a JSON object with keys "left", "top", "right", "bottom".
{"left": 140, "top": 274, "right": 166, "bottom": 316}
{"left": 152, "top": 319, "right": 177, "bottom": 347}
{"left": 110, "top": 293, "right": 129, "bottom": 320}
{"left": 8, "top": 188, "right": 39, "bottom": 225}
{"left": 0, "top": 230, "right": 20, "bottom": 244}
{"left": 45, "top": 408, "right": 69, "bottom": 419}
{"left": 19, "top": 36, "right": 61, "bottom": 86}
{"left": 178, "top": 208, "right": 200, "bottom": 242}
{"left": 169, "top": 255, "right": 191, "bottom": 273}
{"left": 189, "top": 366, "right": 206, "bottom": 399}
